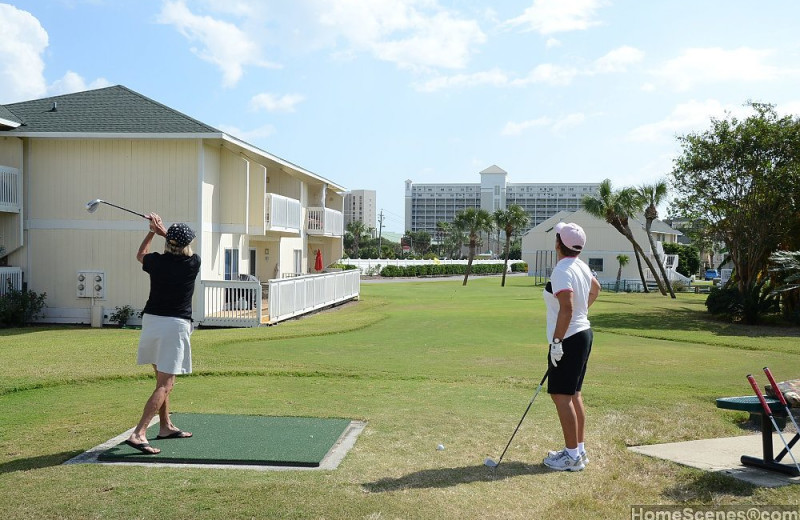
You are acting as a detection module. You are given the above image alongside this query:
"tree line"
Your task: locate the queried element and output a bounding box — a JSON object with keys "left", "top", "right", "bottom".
{"left": 345, "top": 101, "right": 800, "bottom": 323}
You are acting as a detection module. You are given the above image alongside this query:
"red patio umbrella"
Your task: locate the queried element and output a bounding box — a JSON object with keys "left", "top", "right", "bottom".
{"left": 315, "top": 249, "right": 323, "bottom": 271}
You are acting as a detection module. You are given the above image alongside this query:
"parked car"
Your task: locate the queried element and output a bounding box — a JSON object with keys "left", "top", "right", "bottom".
{"left": 704, "top": 269, "right": 720, "bottom": 281}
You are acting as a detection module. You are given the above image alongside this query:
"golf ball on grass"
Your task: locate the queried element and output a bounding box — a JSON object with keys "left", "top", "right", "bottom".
{"left": 436, "top": 444, "right": 445, "bottom": 451}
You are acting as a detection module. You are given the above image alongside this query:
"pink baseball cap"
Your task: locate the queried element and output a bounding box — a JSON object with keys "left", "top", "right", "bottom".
{"left": 554, "top": 222, "right": 586, "bottom": 251}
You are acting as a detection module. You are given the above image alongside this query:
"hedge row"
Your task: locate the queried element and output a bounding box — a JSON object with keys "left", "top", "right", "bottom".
{"left": 379, "top": 263, "right": 510, "bottom": 277}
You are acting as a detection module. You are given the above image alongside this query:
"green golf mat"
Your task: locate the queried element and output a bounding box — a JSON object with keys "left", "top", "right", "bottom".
{"left": 99, "top": 413, "right": 353, "bottom": 467}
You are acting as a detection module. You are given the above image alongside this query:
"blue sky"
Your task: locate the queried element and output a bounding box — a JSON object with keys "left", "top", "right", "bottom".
{"left": 2, "top": 1, "right": 799, "bottom": 232}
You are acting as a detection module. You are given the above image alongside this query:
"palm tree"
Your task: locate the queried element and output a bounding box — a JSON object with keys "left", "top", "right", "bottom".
{"left": 616, "top": 254, "right": 629, "bottom": 292}
{"left": 638, "top": 181, "right": 675, "bottom": 298}
{"left": 346, "top": 220, "right": 368, "bottom": 258}
{"left": 494, "top": 205, "right": 530, "bottom": 287}
{"left": 453, "top": 208, "right": 493, "bottom": 286}
{"left": 583, "top": 179, "right": 667, "bottom": 295}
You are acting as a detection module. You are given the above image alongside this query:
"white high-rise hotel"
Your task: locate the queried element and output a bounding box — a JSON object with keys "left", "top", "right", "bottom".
{"left": 405, "top": 165, "right": 600, "bottom": 236}
{"left": 343, "top": 189, "right": 377, "bottom": 231}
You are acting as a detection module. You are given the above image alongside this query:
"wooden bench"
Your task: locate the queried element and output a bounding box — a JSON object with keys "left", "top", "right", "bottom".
{"left": 716, "top": 396, "right": 800, "bottom": 477}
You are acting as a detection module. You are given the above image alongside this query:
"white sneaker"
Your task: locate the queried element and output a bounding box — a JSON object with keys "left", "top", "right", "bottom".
{"left": 546, "top": 450, "right": 589, "bottom": 466}
{"left": 543, "top": 449, "right": 585, "bottom": 471}
{"left": 548, "top": 449, "right": 589, "bottom": 466}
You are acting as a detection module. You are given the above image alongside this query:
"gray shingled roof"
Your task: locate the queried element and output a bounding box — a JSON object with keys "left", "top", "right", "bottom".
{"left": 0, "top": 104, "right": 22, "bottom": 126}
{"left": 0, "top": 85, "right": 220, "bottom": 134}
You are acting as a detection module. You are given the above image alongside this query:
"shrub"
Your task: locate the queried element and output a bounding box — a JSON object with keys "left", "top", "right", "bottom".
{"left": 110, "top": 305, "right": 136, "bottom": 327}
{"left": 511, "top": 262, "right": 528, "bottom": 272}
{"left": 0, "top": 281, "right": 47, "bottom": 327}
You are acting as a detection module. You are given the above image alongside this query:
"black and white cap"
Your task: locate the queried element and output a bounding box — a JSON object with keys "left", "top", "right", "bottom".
{"left": 166, "top": 223, "right": 195, "bottom": 247}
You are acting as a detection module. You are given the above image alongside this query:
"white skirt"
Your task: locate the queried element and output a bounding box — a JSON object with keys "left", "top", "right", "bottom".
{"left": 137, "top": 314, "right": 193, "bottom": 375}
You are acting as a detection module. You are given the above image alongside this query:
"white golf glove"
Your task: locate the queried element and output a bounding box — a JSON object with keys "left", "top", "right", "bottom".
{"left": 550, "top": 340, "right": 564, "bottom": 367}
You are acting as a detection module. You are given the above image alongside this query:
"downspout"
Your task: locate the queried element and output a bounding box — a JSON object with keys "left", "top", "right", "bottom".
{"left": 196, "top": 139, "right": 204, "bottom": 323}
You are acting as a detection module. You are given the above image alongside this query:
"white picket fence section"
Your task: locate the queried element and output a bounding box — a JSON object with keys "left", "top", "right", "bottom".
{"left": 0, "top": 267, "right": 23, "bottom": 296}
{"left": 201, "top": 279, "right": 263, "bottom": 328}
{"left": 268, "top": 270, "right": 360, "bottom": 323}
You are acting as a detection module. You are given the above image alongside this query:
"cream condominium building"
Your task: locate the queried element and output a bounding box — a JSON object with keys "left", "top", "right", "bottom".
{"left": 404, "top": 165, "right": 600, "bottom": 237}
{"left": 343, "top": 189, "right": 377, "bottom": 232}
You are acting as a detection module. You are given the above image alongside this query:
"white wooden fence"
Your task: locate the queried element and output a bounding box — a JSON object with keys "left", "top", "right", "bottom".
{"left": 268, "top": 270, "right": 360, "bottom": 323}
{"left": 342, "top": 258, "right": 523, "bottom": 274}
{"left": 200, "top": 270, "right": 360, "bottom": 327}
{"left": 0, "top": 267, "right": 23, "bottom": 296}
{"left": 201, "top": 279, "right": 264, "bottom": 328}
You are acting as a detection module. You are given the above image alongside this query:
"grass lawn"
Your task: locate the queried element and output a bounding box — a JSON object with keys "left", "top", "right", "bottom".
{"left": 1, "top": 275, "right": 799, "bottom": 519}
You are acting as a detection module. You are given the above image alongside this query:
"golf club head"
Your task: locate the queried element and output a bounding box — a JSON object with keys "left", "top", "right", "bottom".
{"left": 484, "top": 457, "right": 498, "bottom": 468}
{"left": 85, "top": 199, "right": 102, "bottom": 213}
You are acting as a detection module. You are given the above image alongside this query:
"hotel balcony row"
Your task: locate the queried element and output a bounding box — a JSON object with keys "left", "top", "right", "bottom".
{"left": 264, "top": 193, "right": 343, "bottom": 237}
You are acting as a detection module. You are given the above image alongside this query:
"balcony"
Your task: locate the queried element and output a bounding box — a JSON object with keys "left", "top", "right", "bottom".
{"left": 0, "top": 166, "right": 20, "bottom": 213}
{"left": 307, "top": 207, "right": 343, "bottom": 236}
{"left": 265, "top": 193, "right": 302, "bottom": 234}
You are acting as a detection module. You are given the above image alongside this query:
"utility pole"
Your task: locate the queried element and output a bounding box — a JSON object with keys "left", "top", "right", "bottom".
{"left": 377, "top": 210, "right": 385, "bottom": 257}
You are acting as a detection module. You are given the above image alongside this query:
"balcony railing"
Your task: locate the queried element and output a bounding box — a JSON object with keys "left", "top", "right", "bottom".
{"left": 0, "top": 166, "right": 20, "bottom": 213}
{"left": 265, "top": 193, "right": 302, "bottom": 233}
{"left": 307, "top": 207, "right": 343, "bottom": 236}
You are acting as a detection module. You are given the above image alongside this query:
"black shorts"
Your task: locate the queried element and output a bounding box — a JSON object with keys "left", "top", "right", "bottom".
{"left": 547, "top": 328, "right": 593, "bottom": 395}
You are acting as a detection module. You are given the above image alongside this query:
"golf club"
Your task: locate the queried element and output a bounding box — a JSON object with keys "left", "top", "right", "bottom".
{"left": 85, "top": 199, "right": 149, "bottom": 219}
{"left": 746, "top": 374, "right": 800, "bottom": 474}
{"left": 763, "top": 367, "right": 800, "bottom": 460}
{"left": 485, "top": 369, "right": 549, "bottom": 469}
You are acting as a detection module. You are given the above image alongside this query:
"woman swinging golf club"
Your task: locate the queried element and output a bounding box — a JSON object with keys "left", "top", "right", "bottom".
{"left": 125, "top": 213, "right": 201, "bottom": 455}
{"left": 542, "top": 222, "right": 601, "bottom": 471}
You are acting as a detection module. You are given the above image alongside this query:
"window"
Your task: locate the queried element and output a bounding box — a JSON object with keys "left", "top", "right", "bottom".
{"left": 224, "top": 249, "right": 239, "bottom": 280}
{"left": 293, "top": 249, "right": 302, "bottom": 275}
{"left": 588, "top": 258, "right": 603, "bottom": 272}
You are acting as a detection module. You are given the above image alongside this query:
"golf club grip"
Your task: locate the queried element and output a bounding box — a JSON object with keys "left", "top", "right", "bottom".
{"left": 538, "top": 369, "right": 549, "bottom": 386}
{"left": 747, "top": 374, "right": 772, "bottom": 416}
{"left": 763, "top": 367, "right": 788, "bottom": 406}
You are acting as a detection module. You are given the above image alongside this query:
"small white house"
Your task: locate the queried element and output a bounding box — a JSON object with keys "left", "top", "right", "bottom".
{"left": 521, "top": 209, "right": 683, "bottom": 287}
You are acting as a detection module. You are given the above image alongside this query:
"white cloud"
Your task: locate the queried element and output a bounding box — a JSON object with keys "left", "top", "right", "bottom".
{"left": 551, "top": 112, "right": 585, "bottom": 134}
{"left": 316, "top": 0, "right": 486, "bottom": 71}
{"left": 653, "top": 47, "right": 784, "bottom": 92}
{"left": 0, "top": 3, "right": 48, "bottom": 103}
{"left": 504, "top": 0, "right": 605, "bottom": 35}
{"left": 48, "top": 71, "right": 112, "bottom": 96}
{"left": 415, "top": 68, "right": 508, "bottom": 92}
{"left": 502, "top": 113, "right": 586, "bottom": 136}
{"left": 545, "top": 37, "right": 561, "bottom": 49}
{"left": 420, "top": 45, "right": 641, "bottom": 91}
{"left": 514, "top": 63, "right": 580, "bottom": 86}
{"left": 501, "top": 117, "right": 551, "bottom": 136}
{"left": 627, "top": 99, "right": 750, "bottom": 142}
{"left": 157, "top": 0, "right": 280, "bottom": 88}
{"left": 591, "top": 46, "right": 644, "bottom": 74}
{"left": 217, "top": 123, "right": 276, "bottom": 143}
{"left": 250, "top": 92, "right": 305, "bottom": 112}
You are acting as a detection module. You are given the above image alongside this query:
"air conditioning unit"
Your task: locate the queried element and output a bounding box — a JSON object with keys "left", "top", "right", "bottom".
{"left": 77, "top": 270, "right": 105, "bottom": 299}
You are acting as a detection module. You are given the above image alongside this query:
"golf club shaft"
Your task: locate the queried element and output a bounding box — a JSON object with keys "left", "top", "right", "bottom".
{"left": 493, "top": 369, "right": 549, "bottom": 465}
{"left": 747, "top": 374, "right": 800, "bottom": 472}
{"left": 763, "top": 367, "right": 800, "bottom": 432}
{"left": 763, "top": 367, "right": 800, "bottom": 461}
{"left": 102, "top": 201, "right": 148, "bottom": 219}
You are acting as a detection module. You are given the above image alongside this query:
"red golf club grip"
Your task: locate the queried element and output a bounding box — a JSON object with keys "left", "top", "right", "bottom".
{"left": 747, "top": 374, "right": 772, "bottom": 416}
{"left": 763, "top": 367, "right": 788, "bottom": 406}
